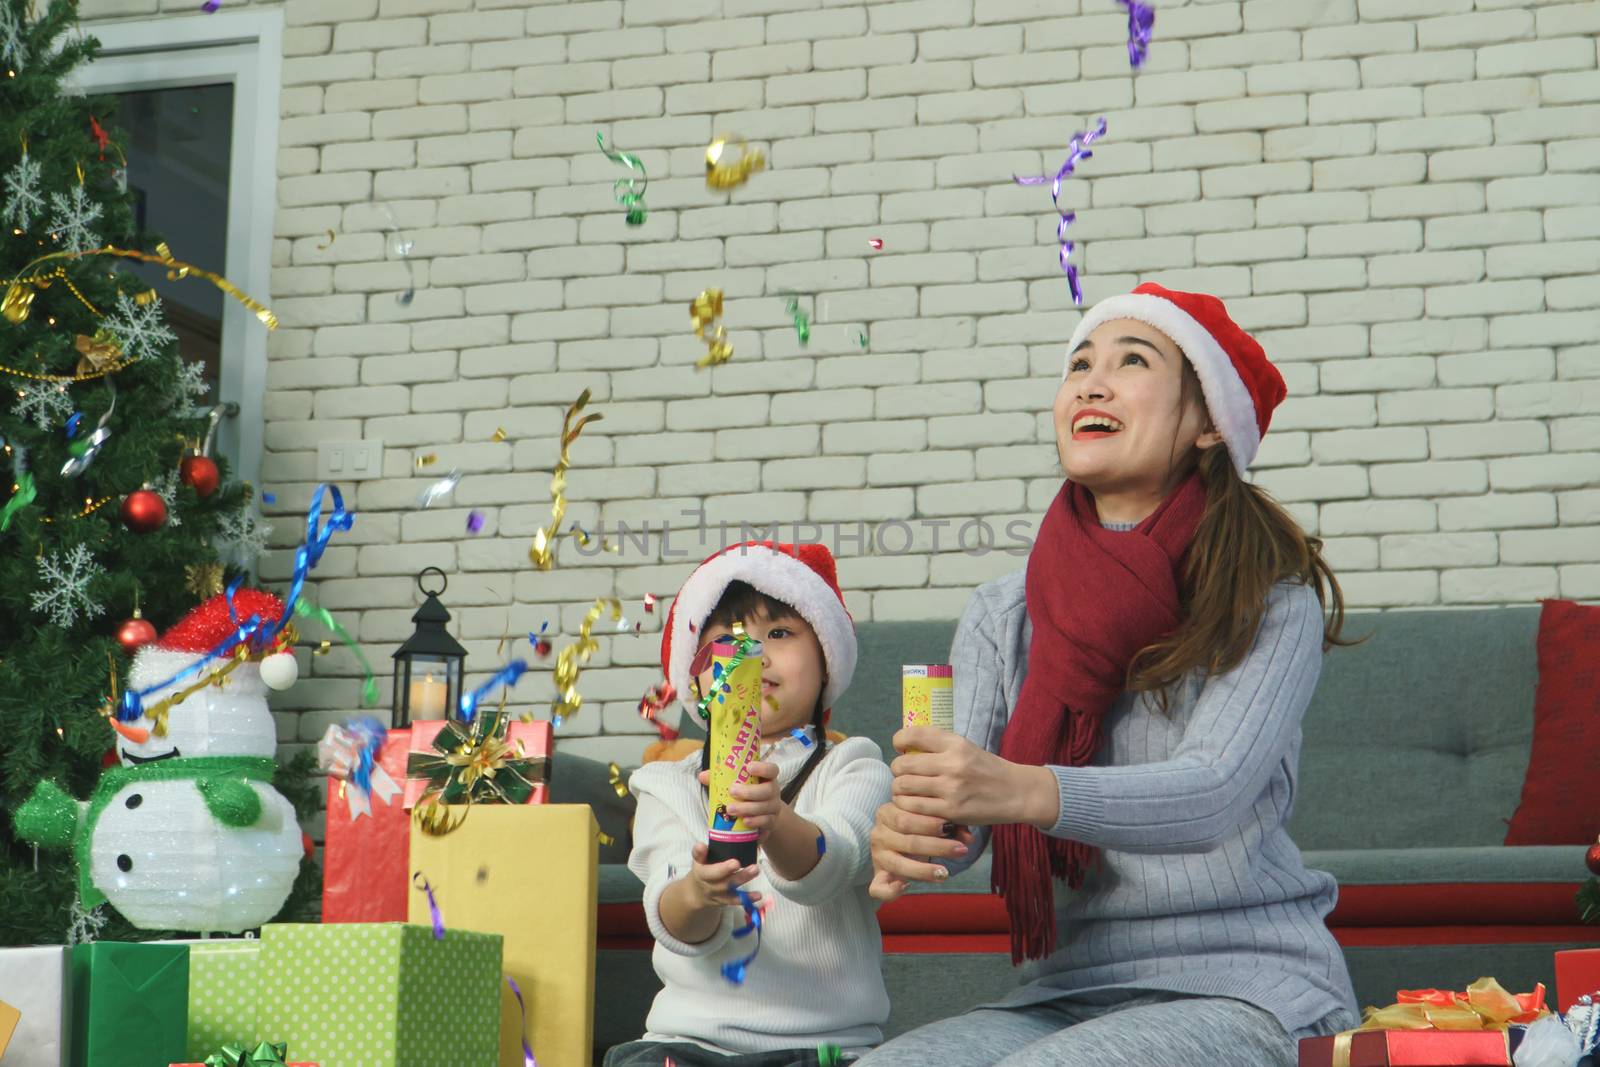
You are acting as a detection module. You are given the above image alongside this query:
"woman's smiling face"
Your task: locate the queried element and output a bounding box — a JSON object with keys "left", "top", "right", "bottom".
{"left": 1053, "top": 317, "right": 1223, "bottom": 518}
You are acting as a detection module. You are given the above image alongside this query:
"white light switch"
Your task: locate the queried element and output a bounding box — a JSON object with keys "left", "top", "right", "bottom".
{"left": 317, "top": 439, "right": 383, "bottom": 481}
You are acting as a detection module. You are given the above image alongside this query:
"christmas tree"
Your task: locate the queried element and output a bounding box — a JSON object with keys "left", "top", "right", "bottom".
{"left": 0, "top": 0, "right": 315, "bottom": 945}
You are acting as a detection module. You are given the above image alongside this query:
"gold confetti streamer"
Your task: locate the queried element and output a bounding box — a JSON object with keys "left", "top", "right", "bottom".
{"left": 529, "top": 390, "right": 602, "bottom": 570}
{"left": 705, "top": 135, "right": 766, "bottom": 191}
{"left": 551, "top": 597, "right": 622, "bottom": 724}
{"left": 690, "top": 289, "right": 732, "bottom": 368}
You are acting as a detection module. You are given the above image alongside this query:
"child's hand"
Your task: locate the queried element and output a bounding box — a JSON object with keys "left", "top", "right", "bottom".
{"left": 697, "top": 763, "right": 785, "bottom": 841}
{"left": 687, "top": 841, "right": 761, "bottom": 909}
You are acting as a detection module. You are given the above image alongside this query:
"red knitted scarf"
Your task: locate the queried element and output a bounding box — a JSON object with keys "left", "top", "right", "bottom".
{"left": 990, "top": 472, "right": 1207, "bottom": 963}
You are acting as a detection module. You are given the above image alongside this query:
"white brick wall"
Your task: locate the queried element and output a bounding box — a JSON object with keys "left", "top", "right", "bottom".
{"left": 83, "top": 0, "right": 1600, "bottom": 765}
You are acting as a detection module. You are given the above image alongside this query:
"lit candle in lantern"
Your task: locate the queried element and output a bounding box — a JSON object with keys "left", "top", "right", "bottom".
{"left": 408, "top": 672, "right": 447, "bottom": 719}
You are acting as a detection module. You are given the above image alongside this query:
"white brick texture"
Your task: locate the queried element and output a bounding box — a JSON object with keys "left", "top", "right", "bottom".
{"left": 89, "top": 0, "right": 1600, "bottom": 767}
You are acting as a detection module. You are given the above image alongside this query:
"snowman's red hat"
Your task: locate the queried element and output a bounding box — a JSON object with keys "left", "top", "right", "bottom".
{"left": 128, "top": 589, "right": 285, "bottom": 697}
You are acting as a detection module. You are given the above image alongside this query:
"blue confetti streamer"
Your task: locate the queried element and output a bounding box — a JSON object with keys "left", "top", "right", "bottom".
{"left": 720, "top": 886, "right": 764, "bottom": 985}
{"left": 459, "top": 658, "right": 531, "bottom": 724}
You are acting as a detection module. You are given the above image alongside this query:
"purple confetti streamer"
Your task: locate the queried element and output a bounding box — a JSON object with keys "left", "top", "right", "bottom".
{"left": 816, "top": 832, "right": 827, "bottom": 857}
{"left": 1118, "top": 0, "right": 1155, "bottom": 69}
{"left": 505, "top": 976, "right": 538, "bottom": 1067}
{"left": 466, "top": 509, "right": 486, "bottom": 534}
{"left": 720, "top": 886, "right": 764, "bottom": 985}
{"left": 200, "top": 0, "right": 220, "bottom": 10}
{"left": 1013, "top": 117, "right": 1108, "bottom": 306}
{"left": 413, "top": 871, "right": 444, "bottom": 939}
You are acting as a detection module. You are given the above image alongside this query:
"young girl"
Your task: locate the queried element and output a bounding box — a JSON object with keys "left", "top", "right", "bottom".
{"left": 863, "top": 283, "right": 1360, "bottom": 1067}
{"left": 611, "top": 541, "right": 892, "bottom": 1067}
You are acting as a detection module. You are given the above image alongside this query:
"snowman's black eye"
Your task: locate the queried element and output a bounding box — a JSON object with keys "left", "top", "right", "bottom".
{"left": 116, "top": 854, "right": 132, "bottom": 872}
{"left": 125, "top": 794, "right": 142, "bottom": 810}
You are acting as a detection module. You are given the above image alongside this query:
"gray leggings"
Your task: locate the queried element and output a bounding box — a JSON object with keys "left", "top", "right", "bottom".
{"left": 853, "top": 992, "right": 1297, "bottom": 1067}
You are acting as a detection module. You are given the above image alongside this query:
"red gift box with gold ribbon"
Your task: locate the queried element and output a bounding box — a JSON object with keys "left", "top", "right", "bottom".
{"left": 1298, "top": 979, "right": 1546, "bottom": 1067}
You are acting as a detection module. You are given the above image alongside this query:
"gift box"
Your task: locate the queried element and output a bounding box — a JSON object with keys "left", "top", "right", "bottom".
{"left": 169, "top": 940, "right": 263, "bottom": 1061}
{"left": 256, "top": 922, "right": 501, "bottom": 1067}
{"left": 69, "top": 941, "right": 189, "bottom": 1067}
{"left": 1299, "top": 1029, "right": 1511, "bottom": 1066}
{"left": 409, "top": 804, "right": 597, "bottom": 1067}
{"left": 0, "top": 946, "right": 70, "bottom": 1067}
{"left": 403, "top": 718, "right": 551, "bottom": 809}
{"left": 1557, "top": 948, "right": 1600, "bottom": 1012}
{"left": 322, "top": 727, "right": 412, "bottom": 923}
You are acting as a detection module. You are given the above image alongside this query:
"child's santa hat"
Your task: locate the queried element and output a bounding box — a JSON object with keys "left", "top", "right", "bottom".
{"left": 127, "top": 588, "right": 286, "bottom": 698}
{"left": 660, "top": 541, "right": 856, "bottom": 716}
{"left": 1064, "top": 282, "right": 1287, "bottom": 473}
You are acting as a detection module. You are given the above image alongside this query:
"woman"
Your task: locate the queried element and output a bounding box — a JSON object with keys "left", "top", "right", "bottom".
{"left": 861, "top": 283, "right": 1359, "bottom": 1067}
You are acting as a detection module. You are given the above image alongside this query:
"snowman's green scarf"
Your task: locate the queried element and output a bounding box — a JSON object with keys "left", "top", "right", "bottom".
{"left": 75, "top": 757, "right": 278, "bottom": 909}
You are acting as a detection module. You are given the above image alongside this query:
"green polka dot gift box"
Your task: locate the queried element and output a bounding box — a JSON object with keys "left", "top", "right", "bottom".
{"left": 256, "top": 923, "right": 502, "bottom": 1067}
{"left": 172, "top": 939, "right": 265, "bottom": 1061}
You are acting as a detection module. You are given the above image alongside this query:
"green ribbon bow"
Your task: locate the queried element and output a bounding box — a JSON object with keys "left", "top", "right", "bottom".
{"left": 407, "top": 712, "right": 548, "bottom": 808}
{"left": 204, "top": 1040, "right": 288, "bottom": 1066}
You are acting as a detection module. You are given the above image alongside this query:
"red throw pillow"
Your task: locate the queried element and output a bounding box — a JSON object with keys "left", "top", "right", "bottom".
{"left": 1505, "top": 599, "right": 1600, "bottom": 845}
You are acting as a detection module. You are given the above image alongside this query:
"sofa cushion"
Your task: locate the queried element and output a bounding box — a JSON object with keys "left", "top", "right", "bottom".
{"left": 1505, "top": 600, "right": 1600, "bottom": 845}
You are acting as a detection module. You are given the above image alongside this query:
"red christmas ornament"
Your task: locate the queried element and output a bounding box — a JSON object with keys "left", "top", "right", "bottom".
{"left": 116, "top": 612, "right": 158, "bottom": 652}
{"left": 180, "top": 453, "right": 220, "bottom": 498}
{"left": 1586, "top": 839, "right": 1600, "bottom": 877}
{"left": 120, "top": 489, "right": 167, "bottom": 534}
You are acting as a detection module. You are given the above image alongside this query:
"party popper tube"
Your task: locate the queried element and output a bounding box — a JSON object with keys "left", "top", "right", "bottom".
{"left": 706, "top": 634, "right": 763, "bottom": 866}
{"left": 902, "top": 665, "right": 954, "bottom": 751}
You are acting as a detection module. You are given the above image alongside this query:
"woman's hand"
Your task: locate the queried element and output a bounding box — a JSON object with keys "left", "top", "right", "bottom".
{"left": 698, "top": 763, "right": 784, "bottom": 840}
{"left": 868, "top": 800, "right": 974, "bottom": 900}
{"left": 889, "top": 727, "right": 1060, "bottom": 830}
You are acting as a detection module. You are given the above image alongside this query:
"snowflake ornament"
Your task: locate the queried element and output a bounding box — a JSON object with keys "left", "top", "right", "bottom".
{"left": 0, "top": 3, "right": 26, "bottom": 74}
{"left": 168, "top": 359, "right": 210, "bottom": 415}
{"left": 103, "top": 292, "right": 177, "bottom": 363}
{"left": 2, "top": 150, "right": 44, "bottom": 230}
{"left": 47, "top": 185, "right": 103, "bottom": 253}
{"left": 31, "top": 543, "right": 107, "bottom": 627}
{"left": 217, "top": 502, "right": 272, "bottom": 565}
{"left": 67, "top": 898, "right": 108, "bottom": 945}
{"left": 12, "top": 380, "right": 73, "bottom": 430}
{"left": 152, "top": 468, "right": 183, "bottom": 527}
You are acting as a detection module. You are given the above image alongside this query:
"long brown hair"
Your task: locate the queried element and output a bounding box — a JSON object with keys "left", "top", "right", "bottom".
{"left": 694, "top": 581, "right": 829, "bottom": 805}
{"left": 1125, "top": 361, "right": 1355, "bottom": 707}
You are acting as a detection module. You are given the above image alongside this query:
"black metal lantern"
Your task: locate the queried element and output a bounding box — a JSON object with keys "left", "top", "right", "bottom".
{"left": 392, "top": 567, "right": 467, "bottom": 727}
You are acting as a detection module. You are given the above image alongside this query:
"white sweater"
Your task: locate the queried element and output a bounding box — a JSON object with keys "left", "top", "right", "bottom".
{"left": 627, "top": 728, "right": 893, "bottom": 1056}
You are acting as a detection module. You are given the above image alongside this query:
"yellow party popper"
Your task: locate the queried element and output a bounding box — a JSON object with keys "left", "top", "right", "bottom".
{"left": 703, "top": 634, "right": 763, "bottom": 866}
{"left": 902, "top": 664, "right": 954, "bottom": 751}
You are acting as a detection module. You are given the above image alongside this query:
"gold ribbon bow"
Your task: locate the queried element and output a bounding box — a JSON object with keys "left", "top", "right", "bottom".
{"left": 74, "top": 329, "right": 124, "bottom": 375}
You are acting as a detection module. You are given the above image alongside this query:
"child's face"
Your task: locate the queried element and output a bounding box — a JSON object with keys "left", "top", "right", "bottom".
{"left": 694, "top": 605, "right": 826, "bottom": 738}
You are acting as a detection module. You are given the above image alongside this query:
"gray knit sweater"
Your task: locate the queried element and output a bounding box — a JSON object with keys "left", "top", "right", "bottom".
{"left": 946, "top": 569, "right": 1360, "bottom": 1040}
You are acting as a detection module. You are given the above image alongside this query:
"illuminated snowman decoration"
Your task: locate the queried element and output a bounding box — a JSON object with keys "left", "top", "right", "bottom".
{"left": 17, "top": 589, "right": 306, "bottom": 933}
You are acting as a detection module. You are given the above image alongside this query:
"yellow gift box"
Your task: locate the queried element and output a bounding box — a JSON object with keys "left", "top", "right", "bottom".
{"left": 408, "top": 803, "right": 598, "bottom": 1067}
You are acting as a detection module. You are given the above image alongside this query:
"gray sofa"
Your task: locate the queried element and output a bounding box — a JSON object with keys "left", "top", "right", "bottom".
{"left": 580, "top": 602, "right": 1594, "bottom": 1057}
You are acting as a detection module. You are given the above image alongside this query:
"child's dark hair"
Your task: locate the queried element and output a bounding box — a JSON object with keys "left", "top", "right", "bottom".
{"left": 696, "top": 581, "right": 829, "bottom": 804}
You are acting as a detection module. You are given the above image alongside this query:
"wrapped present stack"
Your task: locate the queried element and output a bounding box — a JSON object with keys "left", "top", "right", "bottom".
{"left": 319, "top": 696, "right": 597, "bottom": 1067}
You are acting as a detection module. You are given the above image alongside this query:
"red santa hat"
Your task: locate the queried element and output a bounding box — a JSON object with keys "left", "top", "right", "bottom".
{"left": 660, "top": 541, "right": 856, "bottom": 716}
{"left": 127, "top": 588, "right": 285, "bottom": 694}
{"left": 1064, "top": 282, "right": 1286, "bottom": 473}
